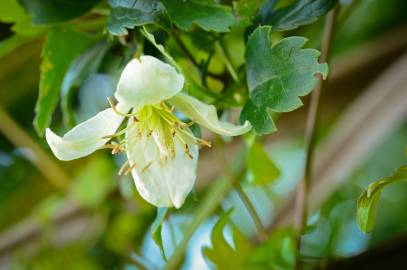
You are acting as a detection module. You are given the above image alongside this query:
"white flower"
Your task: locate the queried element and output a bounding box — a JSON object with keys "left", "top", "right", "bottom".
{"left": 46, "top": 56, "right": 251, "bottom": 208}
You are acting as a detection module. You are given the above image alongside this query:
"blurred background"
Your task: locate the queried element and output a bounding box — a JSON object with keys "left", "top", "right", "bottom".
{"left": 0, "top": 0, "right": 407, "bottom": 269}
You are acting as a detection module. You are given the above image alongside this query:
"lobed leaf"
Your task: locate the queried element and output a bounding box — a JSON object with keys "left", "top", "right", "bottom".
{"left": 357, "top": 165, "right": 407, "bottom": 233}
{"left": 246, "top": 228, "right": 297, "bottom": 270}
{"left": 203, "top": 209, "right": 252, "bottom": 269}
{"left": 107, "top": 0, "right": 171, "bottom": 35}
{"left": 161, "top": 0, "right": 237, "bottom": 32}
{"left": 241, "top": 26, "right": 328, "bottom": 135}
{"left": 0, "top": 0, "right": 43, "bottom": 36}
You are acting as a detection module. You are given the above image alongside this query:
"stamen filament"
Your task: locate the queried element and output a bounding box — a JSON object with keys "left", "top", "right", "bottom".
{"left": 108, "top": 97, "right": 138, "bottom": 117}
{"left": 142, "top": 161, "right": 153, "bottom": 172}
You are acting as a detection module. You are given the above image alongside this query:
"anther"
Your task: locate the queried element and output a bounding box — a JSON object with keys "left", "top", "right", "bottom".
{"left": 124, "top": 163, "right": 137, "bottom": 175}
{"left": 198, "top": 139, "right": 212, "bottom": 148}
{"left": 184, "top": 144, "right": 193, "bottom": 159}
{"left": 112, "top": 145, "right": 121, "bottom": 155}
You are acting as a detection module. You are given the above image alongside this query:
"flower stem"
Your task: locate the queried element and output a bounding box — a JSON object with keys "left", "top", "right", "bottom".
{"left": 294, "top": 4, "right": 339, "bottom": 267}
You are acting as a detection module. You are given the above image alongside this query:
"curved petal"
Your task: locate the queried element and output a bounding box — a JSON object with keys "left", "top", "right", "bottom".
{"left": 46, "top": 103, "right": 130, "bottom": 161}
{"left": 115, "top": 56, "right": 184, "bottom": 108}
{"left": 125, "top": 121, "right": 198, "bottom": 208}
{"left": 169, "top": 93, "right": 252, "bottom": 136}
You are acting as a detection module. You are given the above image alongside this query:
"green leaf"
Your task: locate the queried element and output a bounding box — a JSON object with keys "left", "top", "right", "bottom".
{"left": 107, "top": 0, "right": 171, "bottom": 35}
{"left": 357, "top": 165, "right": 407, "bottom": 233}
{"left": 246, "top": 228, "right": 297, "bottom": 270}
{"left": 242, "top": 26, "right": 328, "bottom": 135}
{"left": 61, "top": 41, "right": 110, "bottom": 128}
{"left": 247, "top": 141, "right": 280, "bottom": 185}
{"left": 19, "top": 0, "right": 99, "bottom": 24}
{"left": 34, "top": 29, "right": 96, "bottom": 136}
{"left": 161, "top": 0, "right": 236, "bottom": 32}
{"left": 203, "top": 209, "right": 252, "bottom": 270}
{"left": 0, "top": 0, "right": 43, "bottom": 36}
{"left": 264, "top": 0, "right": 338, "bottom": 32}
{"left": 151, "top": 207, "right": 169, "bottom": 260}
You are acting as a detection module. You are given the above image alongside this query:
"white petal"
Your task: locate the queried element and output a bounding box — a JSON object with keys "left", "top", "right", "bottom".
{"left": 169, "top": 93, "right": 252, "bottom": 136}
{"left": 46, "top": 103, "right": 130, "bottom": 161}
{"left": 115, "top": 56, "right": 184, "bottom": 108}
{"left": 125, "top": 122, "right": 198, "bottom": 208}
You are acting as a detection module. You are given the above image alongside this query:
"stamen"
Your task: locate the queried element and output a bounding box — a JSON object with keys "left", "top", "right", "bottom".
{"left": 141, "top": 161, "right": 153, "bottom": 172}
{"left": 118, "top": 160, "right": 129, "bottom": 175}
{"left": 112, "top": 144, "right": 122, "bottom": 154}
{"left": 108, "top": 97, "right": 138, "bottom": 117}
{"left": 101, "top": 122, "right": 135, "bottom": 139}
{"left": 198, "top": 139, "right": 212, "bottom": 148}
{"left": 184, "top": 144, "right": 193, "bottom": 159}
{"left": 124, "top": 163, "right": 137, "bottom": 175}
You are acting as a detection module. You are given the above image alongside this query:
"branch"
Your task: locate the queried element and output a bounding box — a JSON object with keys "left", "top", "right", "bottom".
{"left": 294, "top": 4, "right": 339, "bottom": 254}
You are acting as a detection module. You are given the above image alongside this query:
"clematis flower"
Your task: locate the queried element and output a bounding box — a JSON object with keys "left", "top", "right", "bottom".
{"left": 46, "top": 56, "right": 251, "bottom": 208}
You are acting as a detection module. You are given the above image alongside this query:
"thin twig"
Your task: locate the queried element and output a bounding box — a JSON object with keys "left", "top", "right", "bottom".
{"left": 172, "top": 32, "right": 226, "bottom": 81}
{"left": 214, "top": 41, "right": 239, "bottom": 82}
{"left": 235, "top": 181, "right": 267, "bottom": 241}
{"left": 294, "top": 4, "right": 339, "bottom": 266}
{"left": 216, "top": 137, "right": 265, "bottom": 240}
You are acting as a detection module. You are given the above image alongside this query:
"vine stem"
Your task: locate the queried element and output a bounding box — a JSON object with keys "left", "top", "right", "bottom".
{"left": 235, "top": 181, "right": 267, "bottom": 241}
{"left": 216, "top": 137, "right": 266, "bottom": 241}
{"left": 294, "top": 4, "right": 339, "bottom": 267}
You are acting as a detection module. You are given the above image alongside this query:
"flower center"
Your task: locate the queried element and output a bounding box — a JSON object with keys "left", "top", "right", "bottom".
{"left": 104, "top": 100, "right": 211, "bottom": 175}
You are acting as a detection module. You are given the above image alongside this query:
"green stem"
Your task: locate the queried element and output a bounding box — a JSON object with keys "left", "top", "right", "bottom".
{"left": 294, "top": 5, "right": 339, "bottom": 269}
{"left": 235, "top": 181, "right": 267, "bottom": 241}
{"left": 214, "top": 40, "right": 239, "bottom": 83}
